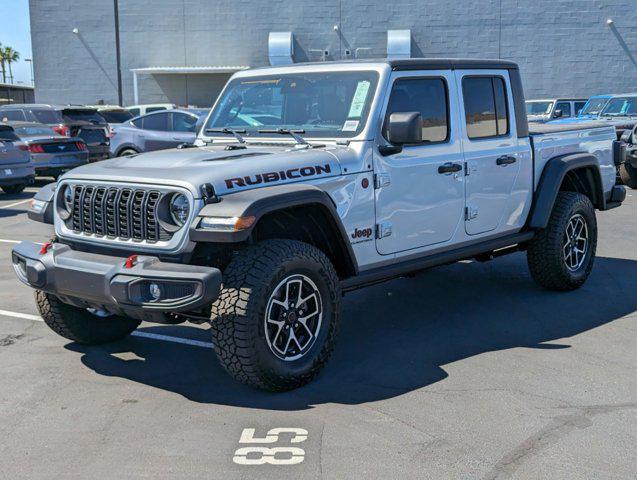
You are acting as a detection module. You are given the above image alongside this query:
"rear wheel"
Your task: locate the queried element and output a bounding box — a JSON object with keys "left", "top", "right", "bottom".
{"left": 35, "top": 291, "right": 140, "bottom": 345}
{"left": 527, "top": 192, "right": 597, "bottom": 291}
{"left": 210, "top": 239, "right": 341, "bottom": 391}
{"left": 619, "top": 163, "right": 637, "bottom": 189}
{"left": 118, "top": 148, "right": 138, "bottom": 157}
{"left": 1, "top": 183, "right": 26, "bottom": 194}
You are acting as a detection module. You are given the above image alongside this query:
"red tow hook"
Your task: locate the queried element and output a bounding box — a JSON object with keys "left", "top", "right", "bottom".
{"left": 124, "top": 254, "right": 138, "bottom": 269}
{"left": 40, "top": 242, "right": 52, "bottom": 255}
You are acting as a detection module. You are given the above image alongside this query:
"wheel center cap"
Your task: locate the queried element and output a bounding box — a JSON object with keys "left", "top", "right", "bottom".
{"left": 287, "top": 311, "right": 297, "bottom": 323}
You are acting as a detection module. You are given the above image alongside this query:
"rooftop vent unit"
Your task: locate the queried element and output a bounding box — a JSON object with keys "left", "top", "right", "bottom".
{"left": 387, "top": 30, "right": 412, "bottom": 59}
{"left": 269, "top": 32, "right": 295, "bottom": 65}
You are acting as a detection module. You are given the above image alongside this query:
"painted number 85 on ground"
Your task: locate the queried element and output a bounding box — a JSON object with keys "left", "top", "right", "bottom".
{"left": 233, "top": 427, "right": 308, "bottom": 465}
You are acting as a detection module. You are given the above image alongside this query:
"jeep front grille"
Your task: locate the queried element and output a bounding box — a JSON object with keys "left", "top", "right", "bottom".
{"left": 69, "top": 185, "right": 169, "bottom": 242}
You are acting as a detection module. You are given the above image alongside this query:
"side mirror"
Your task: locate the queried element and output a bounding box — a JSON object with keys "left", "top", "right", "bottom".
{"left": 553, "top": 109, "right": 563, "bottom": 118}
{"left": 387, "top": 112, "right": 423, "bottom": 145}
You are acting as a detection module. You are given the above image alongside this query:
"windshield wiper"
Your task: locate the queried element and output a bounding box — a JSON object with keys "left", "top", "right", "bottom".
{"left": 258, "top": 128, "right": 309, "bottom": 146}
{"left": 204, "top": 128, "right": 247, "bottom": 144}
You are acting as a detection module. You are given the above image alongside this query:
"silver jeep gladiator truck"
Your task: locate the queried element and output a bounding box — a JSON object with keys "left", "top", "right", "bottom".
{"left": 13, "top": 59, "right": 626, "bottom": 391}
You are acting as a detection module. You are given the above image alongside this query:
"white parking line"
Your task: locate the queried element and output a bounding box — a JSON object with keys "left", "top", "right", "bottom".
{"left": 0, "top": 199, "right": 31, "bottom": 209}
{"left": 0, "top": 308, "right": 214, "bottom": 349}
{"left": 0, "top": 239, "right": 22, "bottom": 244}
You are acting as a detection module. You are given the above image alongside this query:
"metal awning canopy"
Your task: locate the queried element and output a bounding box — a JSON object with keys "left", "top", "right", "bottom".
{"left": 130, "top": 65, "right": 250, "bottom": 103}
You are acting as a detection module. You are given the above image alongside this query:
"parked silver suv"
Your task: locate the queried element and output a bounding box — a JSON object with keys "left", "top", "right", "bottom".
{"left": 0, "top": 124, "right": 35, "bottom": 194}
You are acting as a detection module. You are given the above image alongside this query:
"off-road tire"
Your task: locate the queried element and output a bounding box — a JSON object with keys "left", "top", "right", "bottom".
{"left": 210, "top": 239, "right": 341, "bottom": 391}
{"left": 2, "top": 183, "right": 26, "bottom": 194}
{"left": 619, "top": 163, "right": 637, "bottom": 189}
{"left": 35, "top": 290, "right": 141, "bottom": 345}
{"left": 527, "top": 192, "right": 597, "bottom": 291}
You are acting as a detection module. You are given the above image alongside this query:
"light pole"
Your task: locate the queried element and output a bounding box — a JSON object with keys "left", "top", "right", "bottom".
{"left": 25, "top": 58, "right": 34, "bottom": 86}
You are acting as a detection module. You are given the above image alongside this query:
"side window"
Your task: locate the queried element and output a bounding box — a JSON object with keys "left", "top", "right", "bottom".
{"left": 574, "top": 102, "right": 586, "bottom": 115}
{"left": 128, "top": 108, "right": 140, "bottom": 117}
{"left": 383, "top": 77, "right": 449, "bottom": 143}
{"left": 131, "top": 117, "right": 143, "bottom": 128}
{"left": 0, "top": 109, "right": 26, "bottom": 121}
{"left": 555, "top": 102, "right": 571, "bottom": 117}
{"left": 172, "top": 113, "right": 198, "bottom": 132}
{"left": 141, "top": 112, "right": 170, "bottom": 131}
{"left": 462, "top": 76, "right": 509, "bottom": 139}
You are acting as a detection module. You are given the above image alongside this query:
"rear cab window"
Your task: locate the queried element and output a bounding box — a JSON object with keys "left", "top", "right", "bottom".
{"left": 99, "top": 110, "right": 133, "bottom": 123}
{"left": 462, "top": 76, "right": 510, "bottom": 139}
{"left": 383, "top": 77, "right": 449, "bottom": 143}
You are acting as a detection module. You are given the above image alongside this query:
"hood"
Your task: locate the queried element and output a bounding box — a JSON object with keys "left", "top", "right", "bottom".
{"left": 61, "top": 144, "right": 346, "bottom": 198}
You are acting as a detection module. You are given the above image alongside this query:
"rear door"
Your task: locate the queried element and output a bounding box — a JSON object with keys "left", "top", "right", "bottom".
{"left": 374, "top": 71, "right": 465, "bottom": 255}
{"left": 170, "top": 112, "right": 199, "bottom": 145}
{"left": 457, "top": 71, "right": 523, "bottom": 236}
{"left": 0, "top": 127, "right": 29, "bottom": 166}
{"left": 139, "top": 112, "right": 175, "bottom": 151}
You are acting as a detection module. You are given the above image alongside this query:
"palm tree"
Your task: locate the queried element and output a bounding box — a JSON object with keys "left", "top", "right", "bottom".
{"left": 3, "top": 47, "right": 20, "bottom": 84}
{"left": 0, "top": 43, "right": 5, "bottom": 83}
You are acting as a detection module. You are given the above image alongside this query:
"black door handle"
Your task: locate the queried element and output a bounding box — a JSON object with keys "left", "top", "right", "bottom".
{"left": 496, "top": 155, "right": 517, "bottom": 165}
{"left": 438, "top": 162, "right": 463, "bottom": 174}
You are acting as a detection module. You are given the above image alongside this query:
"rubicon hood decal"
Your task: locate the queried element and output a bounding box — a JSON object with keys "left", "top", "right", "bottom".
{"left": 225, "top": 164, "right": 332, "bottom": 189}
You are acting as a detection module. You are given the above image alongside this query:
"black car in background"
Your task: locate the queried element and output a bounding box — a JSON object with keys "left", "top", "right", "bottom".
{"left": 6, "top": 121, "right": 89, "bottom": 179}
{"left": 0, "top": 104, "right": 110, "bottom": 162}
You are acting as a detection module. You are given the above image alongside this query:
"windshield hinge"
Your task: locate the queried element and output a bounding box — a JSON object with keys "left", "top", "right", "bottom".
{"left": 374, "top": 173, "right": 391, "bottom": 189}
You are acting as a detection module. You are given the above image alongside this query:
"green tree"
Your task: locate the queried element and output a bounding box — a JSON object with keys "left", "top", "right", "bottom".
{"left": 0, "top": 42, "right": 5, "bottom": 83}
{"left": 3, "top": 47, "right": 20, "bottom": 84}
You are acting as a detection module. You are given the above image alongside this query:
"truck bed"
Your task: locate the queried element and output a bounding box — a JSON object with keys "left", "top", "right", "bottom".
{"left": 528, "top": 121, "right": 611, "bottom": 135}
{"left": 529, "top": 123, "right": 617, "bottom": 194}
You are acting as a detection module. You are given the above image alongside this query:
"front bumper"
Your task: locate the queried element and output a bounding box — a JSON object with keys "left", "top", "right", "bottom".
{"left": 12, "top": 241, "right": 221, "bottom": 322}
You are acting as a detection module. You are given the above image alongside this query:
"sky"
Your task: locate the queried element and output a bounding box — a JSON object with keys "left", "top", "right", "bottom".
{"left": 0, "top": 0, "right": 33, "bottom": 85}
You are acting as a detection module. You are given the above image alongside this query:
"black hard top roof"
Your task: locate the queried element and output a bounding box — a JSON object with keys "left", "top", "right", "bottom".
{"left": 251, "top": 58, "right": 520, "bottom": 72}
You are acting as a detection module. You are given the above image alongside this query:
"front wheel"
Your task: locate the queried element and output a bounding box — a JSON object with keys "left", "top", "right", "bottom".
{"left": 35, "top": 291, "right": 141, "bottom": 345}
{"left": 527, "top": 192, "right": 597, "bottom": 291}
{"left": 210, "top": 239, "right": 341, "bottom": 391}
{"left": 619, "top": 163, "right": 637, "bottom": 189}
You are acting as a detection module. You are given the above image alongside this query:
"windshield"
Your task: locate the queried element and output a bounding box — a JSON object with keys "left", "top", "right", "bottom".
{"left": 31, "top": 109, "right": 63, "bottom": 124}
{"left": 204, "top": 71, "right": 379, "bottom": 138}
{"left": 62, "top": 109, "right": 107, "bottom": 124}
{"left": 600, "top": 97, "right": 637, "bottom": 117}
{"left": 100, "top": 110, "right": 134, "bottom": 123}
{"left": 580, "top": 98, "right": 608, "bottom": 116}
{"left": 526, "top": 101, "right": 553, "bottom": 115}
{"left": 14, "top": 125, "right": 60, "bottom": 136}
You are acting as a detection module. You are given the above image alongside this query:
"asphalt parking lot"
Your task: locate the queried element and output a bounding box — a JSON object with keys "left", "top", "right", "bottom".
{"left": 0, "top": 181, "right": 635, "bottom": 480}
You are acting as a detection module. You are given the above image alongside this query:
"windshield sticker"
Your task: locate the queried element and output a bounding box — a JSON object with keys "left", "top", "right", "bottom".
{"left": 348, "top": 80, "right": 371, "bottom": 118}
{"left": 342, "top": 120, "right": 359, "bottom": 132}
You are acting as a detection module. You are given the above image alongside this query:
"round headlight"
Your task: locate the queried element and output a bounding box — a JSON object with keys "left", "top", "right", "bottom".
{"left": 169, "top": 193, "right": 190, "bottom": 226}
{"left": 63, "top": 185, "right": 73, "bottom": 212}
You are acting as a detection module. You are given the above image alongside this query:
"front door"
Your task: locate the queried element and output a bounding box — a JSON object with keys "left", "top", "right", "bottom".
{"left": 458, "top": 72, "right": 522, "bottom": 236}
{"left": 374, "top": 71, "right": 465, "bottom": 255}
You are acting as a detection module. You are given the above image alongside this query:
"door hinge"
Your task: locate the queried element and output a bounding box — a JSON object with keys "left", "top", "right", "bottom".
{"left": 376, "top": 221, "right": 393, "bottom": 239}
{"left": 465, "top": 206, "right": 479, "bottom": 220}
{"left": 374, "top": 173, "right": 391, "bottom": 189}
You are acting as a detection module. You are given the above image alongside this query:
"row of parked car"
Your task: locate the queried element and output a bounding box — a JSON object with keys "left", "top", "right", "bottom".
{"left": 526, "top": 93, "right": 637, "bottom": 188}
{"left": 0, "top": 102, "right": 209, "bottom": 193}
{"left": 1, "top": 90, "right": 636, "bottom": 195}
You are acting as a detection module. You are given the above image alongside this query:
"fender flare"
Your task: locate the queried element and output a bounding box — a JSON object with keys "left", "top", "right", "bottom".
{"left": 27, "top": 181, "right": 56, "bottom": 224}
{"left": 528, "top": 153, "right": 605, "bottom": 229}
{"left": 189, "top": 183, "right": 358, "bottom": 272}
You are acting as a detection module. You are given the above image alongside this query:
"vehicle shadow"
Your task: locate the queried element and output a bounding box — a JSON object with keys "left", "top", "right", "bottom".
{"left": 65, "top": 254, "right": 637, "bottom": 410}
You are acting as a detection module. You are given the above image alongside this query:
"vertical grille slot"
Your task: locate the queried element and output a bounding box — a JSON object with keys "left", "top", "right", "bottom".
{"left": 65, "top": 184, "right": 178, "bottom": 244}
